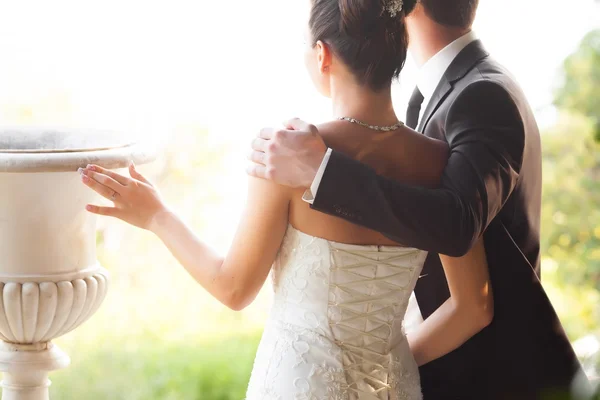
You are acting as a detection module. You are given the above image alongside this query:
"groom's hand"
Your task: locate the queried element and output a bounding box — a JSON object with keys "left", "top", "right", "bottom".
{"left": 247, "top": 118, "right": 327, "bottom": 189}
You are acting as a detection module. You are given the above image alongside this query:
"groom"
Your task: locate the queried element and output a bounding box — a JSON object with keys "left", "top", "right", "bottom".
{"left": 248, "top": 0, "right": 588, "bottom": 399}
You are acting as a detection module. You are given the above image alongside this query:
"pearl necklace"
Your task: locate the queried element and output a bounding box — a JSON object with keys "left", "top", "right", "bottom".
{"left": 338, "top": 117, "right": 404, "bottom": 132}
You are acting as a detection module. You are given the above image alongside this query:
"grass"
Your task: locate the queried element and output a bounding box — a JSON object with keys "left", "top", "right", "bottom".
{"left": 50, "top": 333, "right": 261, "bottom": 400}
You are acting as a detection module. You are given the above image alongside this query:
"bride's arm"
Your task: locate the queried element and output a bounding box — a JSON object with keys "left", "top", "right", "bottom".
{"left": 81, "top": 164, "right": 291, "bottom": 311}
{"left": 149, "top": 177, "right": 291, "bottom": 310}
{"left": 407, "top": 239, "right": 493, "bottom": 366}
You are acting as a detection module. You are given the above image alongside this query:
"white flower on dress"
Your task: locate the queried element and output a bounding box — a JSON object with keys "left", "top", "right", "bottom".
{"left": 309, "top": 362, "right": 350, "bottom": 400}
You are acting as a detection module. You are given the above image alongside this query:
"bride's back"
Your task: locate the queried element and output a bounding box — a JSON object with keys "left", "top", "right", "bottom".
{"left": 289, "top": 122, "right": 448, "bottom": 246}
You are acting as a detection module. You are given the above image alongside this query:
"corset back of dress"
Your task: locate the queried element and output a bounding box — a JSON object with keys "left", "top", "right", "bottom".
{"left": 263, "top": 225, "right": 427, "bottom": 399}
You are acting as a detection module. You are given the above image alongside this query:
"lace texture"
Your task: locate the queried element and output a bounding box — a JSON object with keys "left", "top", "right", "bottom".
{"left": 245, "top": 225, "right": 426, "bottom": 400}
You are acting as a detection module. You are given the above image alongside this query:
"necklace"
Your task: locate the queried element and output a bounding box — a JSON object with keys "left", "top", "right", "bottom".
{"left": 338, "top": 117, "right": 404, "bottom": 132}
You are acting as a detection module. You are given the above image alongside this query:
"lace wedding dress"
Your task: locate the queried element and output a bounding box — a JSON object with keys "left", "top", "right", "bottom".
{"left": 245, "top": 225, "right": 427, "bottom": 400}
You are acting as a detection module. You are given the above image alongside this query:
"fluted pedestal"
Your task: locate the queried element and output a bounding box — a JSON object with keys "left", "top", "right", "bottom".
{"left": 0, "top": 128, "right": 155, "bottom": 399}
{"left": 0, "top": 268, "right": 109, "bottom": 399}
{"left": 0, "top": 342, "right": 69, "bottom": 400}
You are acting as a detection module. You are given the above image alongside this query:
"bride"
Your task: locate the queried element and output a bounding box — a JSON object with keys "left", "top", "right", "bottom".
{"left": 79, "top": 0, "right": 493, "bottom": 398}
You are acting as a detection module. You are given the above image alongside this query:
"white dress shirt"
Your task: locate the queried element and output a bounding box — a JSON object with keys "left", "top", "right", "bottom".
{"left": 415, "top": 30, "right": 478, "bottom": 123}
{"left": 303, "top": 31, "right": 478, "bottom": 331}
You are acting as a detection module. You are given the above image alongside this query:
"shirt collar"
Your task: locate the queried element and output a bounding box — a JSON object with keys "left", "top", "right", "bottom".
{"left": 417, "top": 30, "right": 478, "bottom": 101}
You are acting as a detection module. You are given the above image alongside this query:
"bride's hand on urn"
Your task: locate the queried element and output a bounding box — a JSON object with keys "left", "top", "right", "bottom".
{"left": 79, "top": 162, "right": 168, "bottom": 230}
{"left": 247, "top": 117, "right": 327, "bottom": 189}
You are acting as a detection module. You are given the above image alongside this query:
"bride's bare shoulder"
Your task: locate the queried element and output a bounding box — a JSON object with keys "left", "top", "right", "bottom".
{"left": 316, "top": 120, "right": 449, "bottom": 188}
{"left": 315, "top": 120, "right": 350, "bottom": 139}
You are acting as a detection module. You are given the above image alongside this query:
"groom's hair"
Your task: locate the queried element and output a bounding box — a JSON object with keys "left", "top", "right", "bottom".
{"left": 420, "top": 0, "right": 479, "bottom": 28}
{"left": 309, "top": 0, "right": 418, "bottom": 91}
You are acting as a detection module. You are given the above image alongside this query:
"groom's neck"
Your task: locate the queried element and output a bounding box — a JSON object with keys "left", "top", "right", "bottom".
{"left": 409, "top": 24, "right": 471, "bottom": 67}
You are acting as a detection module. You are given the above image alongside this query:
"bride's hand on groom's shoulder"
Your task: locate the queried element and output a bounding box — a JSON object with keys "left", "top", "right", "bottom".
{"left": 247, "top": 118, "right": 327, "bottom": 189}
{"left": 79, "top": 162, "right": 168, "bottom": 231}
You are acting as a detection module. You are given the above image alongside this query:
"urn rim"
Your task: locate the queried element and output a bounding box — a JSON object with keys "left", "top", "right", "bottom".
{"left": 0, "top": 127, "right": 156, "bottom": 172}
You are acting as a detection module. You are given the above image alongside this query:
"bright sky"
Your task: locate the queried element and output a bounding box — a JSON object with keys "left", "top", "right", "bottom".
{"left": 0, "top": 0, "right": 598, "bottom": 246}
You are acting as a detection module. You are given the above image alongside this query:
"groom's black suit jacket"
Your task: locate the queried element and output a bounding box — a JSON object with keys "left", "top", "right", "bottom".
{"left": 311, "top": 40, "right": 586, "bottom": 399}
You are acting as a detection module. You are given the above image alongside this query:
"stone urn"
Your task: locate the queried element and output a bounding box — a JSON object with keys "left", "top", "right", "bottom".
{"left": 0, "top": 128, "right": 155, "bottom": 400}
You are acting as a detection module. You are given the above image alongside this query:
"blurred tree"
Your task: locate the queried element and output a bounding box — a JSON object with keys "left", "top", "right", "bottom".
{"left": 541, "top": 113, "right": 600, "bottom": 340}
{"left": 543, "top": 28, "right": 600, "bottom": 362}
{"left": 554, "top": 29, "right": 600, "bottom": 142}
{"left": 543, "top": 30, "right": 600, "bottom": 382}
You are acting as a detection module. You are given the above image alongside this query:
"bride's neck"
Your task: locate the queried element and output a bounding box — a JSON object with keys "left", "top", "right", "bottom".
{"left": 330, "top": 79, "right": 398, "bottom": 126}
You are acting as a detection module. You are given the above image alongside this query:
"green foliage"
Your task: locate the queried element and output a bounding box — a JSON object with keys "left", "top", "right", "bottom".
{"left": 50, "top": 334, "right": 260, "bottom": 400}
{"left": 540, "top": 114, "right": 600, "bottom": 380}
{"left": 554, "top": 30, "right": 600, "bottom": 142}
{"left": 542, "top": 114, "right": 600, "bottom": 288}
{"left": 542, "top": 27, "right": 600, "bottom": 341}
{"left": 542, "top": 28, "right": 600, "bottom": 380}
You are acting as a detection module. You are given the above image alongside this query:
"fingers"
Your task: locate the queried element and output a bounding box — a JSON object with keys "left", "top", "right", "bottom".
{"left": 81, "top": 173, "right": 120, "bottom": 201}
{"left": 85, "top": 204, "right": 121, "bottom": 218}
{"left": 283, "top": 117, "right": 312, "bottom": 132}
{"left": 258, "top": 127, "right": 274, "bottom": 140}
{"left": 251, "top": 137, "right": 269, "bottom": 152}
{"left": 245, "top": 163, "right": 267, "bottom": 179}
{"left": 84, "top": 165, "right": 130, "bottom": 185}
{"left": 247, "top": 150, "right": 266, "bottom": 165}
{"left": 128, "top": 162, "right": 152, "bottom": 185}
{"left": 80, "top": 168, "right": 123, "bottom": 192}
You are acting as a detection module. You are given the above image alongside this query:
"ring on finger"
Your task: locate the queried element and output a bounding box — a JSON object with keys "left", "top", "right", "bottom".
{"left": 110, "top": 191, "right": 118, "bottom": 201}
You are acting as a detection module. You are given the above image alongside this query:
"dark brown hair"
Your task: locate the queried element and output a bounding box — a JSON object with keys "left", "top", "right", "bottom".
{"left": 420, "top": 0, "right": 479, "bottom": 28}
{"left": 309, "top": 0, "right": 418, "bottom": 91}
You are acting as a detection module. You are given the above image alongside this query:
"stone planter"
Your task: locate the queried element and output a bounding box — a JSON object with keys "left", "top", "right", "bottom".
{"left": 0, "top": 128, "right": 155, "bottom": 400}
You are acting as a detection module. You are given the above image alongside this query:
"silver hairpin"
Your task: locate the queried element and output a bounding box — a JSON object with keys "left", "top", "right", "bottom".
{"left": 386, "top": 0, "right": 404, "bottom": 17}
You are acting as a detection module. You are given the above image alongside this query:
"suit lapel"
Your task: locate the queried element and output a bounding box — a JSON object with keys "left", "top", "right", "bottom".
{"left": 417, "top": 79, "right": 452, "bottom": 133}
{"left": 417, "top": 40, "right": 490, "bottom": 134}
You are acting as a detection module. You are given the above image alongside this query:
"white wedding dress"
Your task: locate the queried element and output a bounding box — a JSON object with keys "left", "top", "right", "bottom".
{"left": 245, "top": 225, "right": 427, "bottom": 400}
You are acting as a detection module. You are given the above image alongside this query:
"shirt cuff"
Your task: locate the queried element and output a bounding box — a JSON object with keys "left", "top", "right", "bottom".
{"left": 302, "top": 148, "right": 332, "bottom": 204}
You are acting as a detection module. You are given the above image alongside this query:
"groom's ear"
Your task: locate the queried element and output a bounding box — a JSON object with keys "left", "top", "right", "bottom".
{"left": 315, "top": 40, "right": 332, "bottom": 74}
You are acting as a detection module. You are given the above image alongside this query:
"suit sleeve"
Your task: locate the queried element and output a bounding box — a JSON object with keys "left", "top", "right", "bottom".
{"left": 311, "top": 80, "right": 526, "bottom": 257}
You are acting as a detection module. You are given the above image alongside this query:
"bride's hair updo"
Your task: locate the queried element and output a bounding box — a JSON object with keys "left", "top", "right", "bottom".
{"left": 309, "top": 0, "right": 418, "bottom": 91}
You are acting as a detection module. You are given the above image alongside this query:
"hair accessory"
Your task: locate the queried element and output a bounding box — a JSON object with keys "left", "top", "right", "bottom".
{"left": 385, "top": 0, "right": 404, "bottom": 17}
